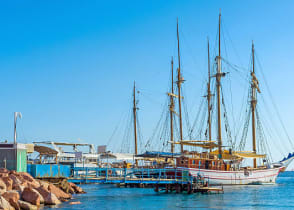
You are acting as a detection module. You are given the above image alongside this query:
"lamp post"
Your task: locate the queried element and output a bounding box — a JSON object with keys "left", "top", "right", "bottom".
{"left": 14, "top": 112, "right": 22, "bottom": 144}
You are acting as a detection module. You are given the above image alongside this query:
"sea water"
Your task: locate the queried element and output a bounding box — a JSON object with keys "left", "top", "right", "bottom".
{"left": 45, "top": 171, "right": 294, "bottom": 209}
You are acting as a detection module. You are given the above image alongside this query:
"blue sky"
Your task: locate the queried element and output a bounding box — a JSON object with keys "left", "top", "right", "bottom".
{"left": 0, "top": 1, "right": 294, "bottom": 164}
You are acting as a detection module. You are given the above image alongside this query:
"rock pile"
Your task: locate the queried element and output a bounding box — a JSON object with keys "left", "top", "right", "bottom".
{"left": 0, "top": 168, "right": 85, "bottom": 210}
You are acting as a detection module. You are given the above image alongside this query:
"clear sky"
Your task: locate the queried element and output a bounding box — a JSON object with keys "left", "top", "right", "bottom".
{"left": 1, "top": 1, "right": 294, "bottom": 165}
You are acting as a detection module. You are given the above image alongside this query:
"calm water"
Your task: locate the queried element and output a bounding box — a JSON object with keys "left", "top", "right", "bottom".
{"left": 45, "top": 172, "right": 294, "bottom": 209}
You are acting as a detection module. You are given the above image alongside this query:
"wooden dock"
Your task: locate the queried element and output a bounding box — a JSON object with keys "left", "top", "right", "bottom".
{"left": 65, "top": 167, "right": 224, "bottom": 193}
{"left": 154, "top": 180, "right": 223, "bottom": 194}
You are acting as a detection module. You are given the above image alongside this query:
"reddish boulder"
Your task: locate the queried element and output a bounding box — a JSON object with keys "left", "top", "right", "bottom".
{"left": 1, "top": 177, "right": 13, "bottom": 191}
{"left": 59, "top": 179, "right": 75, "bottom": 194}
{"left": 0, "top": 179, "right": 7, "bottom": 195}
{"left": 18, "top": 200, "right": 37, "bottom": 210}
{"left": 18, "top": 173, "right": 40, "bottom": 189}
{"left": 0, "top": 168, "right": 9, "bottom": 173}
{"left": 26, "top": 182, "right": 39, "bottom": 189}
{"left": 13, "top": 184, "right": 25, "bottom": 195}
{"left": 18, "top": 173, "right": 35, "bottom": 183}
{"left": 38, "top": 180, "right": 49, "bottom": 190}
{"left": 2, "top": 190, "right": 20, "bottom": 210}
{"left": 48, "top": 184, "right": 71, "bottom": 200}
{"left": 68, "top": 186, "right": 75, "bottom": 194}
{"left": 21, "top": 187, "right": 41, "bottom": 206}
{"left": 35, "top": 185, "right": 61, "bottom": 205}
{"left": 8, "top": 170, "right": 17, "bottom": 175}
{"left": 44, "top": 193, "right": 61, "bottom": 205}
{"left": 18, "top": 172, "right": 33, "bottom": 180}
{"left": 0, "top": 196, "right": 14, "bottom": 210}
{"left": 35, "top": 186, "right": 49, "bottom": 198}
{"left": 9, "top": 174, "right": 21, "bottom": 188}
{"left": 0, "top": 173, "right": 8, "bottom": 178}
{"left": 69, "top": 182, "right": 86, "bottom": 194}
{"left": 32, "top": 189, "right": 44, "bottom": 204}
{"left": 20, "top": 181, "right": 28, "bottom": 188}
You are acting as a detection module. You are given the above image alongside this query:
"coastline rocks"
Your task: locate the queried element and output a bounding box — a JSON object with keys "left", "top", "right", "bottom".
{"left": 18, "top": 200, "right": 37, "bottom": 210}
{"left": 21, "top": 187, "right": 41, "bottom": 206}
{"left": 0, "top": 196, "right": 14, "bottom": 210}
{"left": 0, "top": 168, "right": 85, "bottom": 209}
{"left": 2, "top": 190, "right": 20, "bottom": 210}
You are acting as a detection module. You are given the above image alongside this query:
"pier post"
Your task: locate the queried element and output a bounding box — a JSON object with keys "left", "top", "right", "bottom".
{"left": 155, "top": 184, "right": 159, "bottom": 192}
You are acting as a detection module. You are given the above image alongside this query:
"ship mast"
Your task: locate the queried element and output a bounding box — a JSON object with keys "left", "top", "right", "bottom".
{"left": 251, "top": 42, "right": 260, "bottom": 168}
{"left": 207, "top": 38, "right": 212, "bottom": 149}
{"left": 169, "top": 57, "right": 175, "bottom": 153}
{"left": 176, "top": 18, "right": 184, "bottom": 153}
{"left": 216, "top": 12, "right": 224, "bottom": 159}
{"left": 133, "top": 82, "right": 138, "bottom": 165}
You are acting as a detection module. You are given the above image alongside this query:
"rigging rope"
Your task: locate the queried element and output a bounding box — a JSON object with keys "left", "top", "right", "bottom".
{"left": 221, "top": 87, "right": 234, "bottom": 149}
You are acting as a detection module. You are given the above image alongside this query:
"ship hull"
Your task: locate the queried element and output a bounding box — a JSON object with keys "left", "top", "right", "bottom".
{"left": 184, "top": 167, "right": 282, "bottom": 185}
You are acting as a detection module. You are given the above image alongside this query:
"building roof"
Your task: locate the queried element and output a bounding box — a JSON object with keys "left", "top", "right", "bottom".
{"left": 34, "top": 145, "right": 58, "bottom": 155}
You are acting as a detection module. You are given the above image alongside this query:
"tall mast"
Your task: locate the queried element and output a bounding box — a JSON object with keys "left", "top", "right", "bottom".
{"left": 176, "top": 18, "right": 184, "bottom": 153}
{"left": 133, "top": 82, "right": 138, "bottom": 165}
{"left": 251, "top": 42, "right": 258, "bottom": 168}
{"left": 207, "top": 38, "right": 212, "bottom": 146}
{"left": 170, "top": 57, "right": 175, "bottom": 153}
{"left": 216, "top": 11, "right": 224, "bottom": 159}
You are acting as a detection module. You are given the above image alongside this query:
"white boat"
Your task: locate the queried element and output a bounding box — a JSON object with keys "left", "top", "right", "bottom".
{"left": 187, "top": 167, "right": 281, "bottom": 185}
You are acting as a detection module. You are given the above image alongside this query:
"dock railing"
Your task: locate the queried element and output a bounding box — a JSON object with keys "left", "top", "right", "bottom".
{"left": 70, "top": 167, "right": 194, "bottom": 184}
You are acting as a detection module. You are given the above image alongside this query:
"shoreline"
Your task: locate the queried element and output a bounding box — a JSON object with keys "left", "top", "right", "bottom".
{"left": 0, "top": 168, "right": 85, "bottom": 209}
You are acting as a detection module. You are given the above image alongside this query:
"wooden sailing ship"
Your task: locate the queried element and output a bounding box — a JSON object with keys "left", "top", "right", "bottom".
{"left": 166, "top": 12, "right": 294, "bottom": 185}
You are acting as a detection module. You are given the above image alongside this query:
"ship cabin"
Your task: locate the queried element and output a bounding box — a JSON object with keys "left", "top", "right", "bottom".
{"left": 176, "top": 152, "right": 231, "bottom": 171}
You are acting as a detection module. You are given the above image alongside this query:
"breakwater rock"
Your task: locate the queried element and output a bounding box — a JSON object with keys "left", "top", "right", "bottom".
{"left": 0, "top": 168, "right": 85, "bottom": 209}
